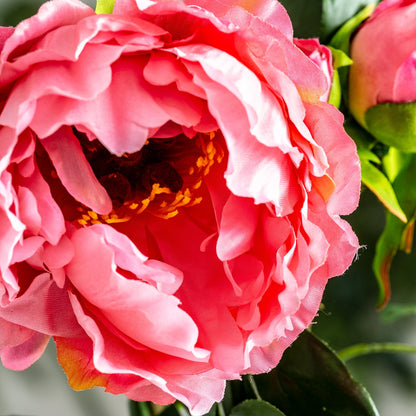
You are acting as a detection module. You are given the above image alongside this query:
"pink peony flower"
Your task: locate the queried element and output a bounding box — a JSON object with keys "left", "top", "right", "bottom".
{"left": 0, "top": 0, "right": 360, "bottom": 413}
{"left": 349, "top": 0, "right": 416, "bottom": 125}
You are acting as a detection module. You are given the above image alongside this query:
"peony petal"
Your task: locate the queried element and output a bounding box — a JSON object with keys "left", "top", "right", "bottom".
{"left": 41, "top": 126, "right": 112, "bottom": 215}
{"left": 216, "top": 195, "right": 258, "bottom": 261}
{"left": 174, "top": 46, "right": 302, "bottom": 214}
{"left": 0, "top": 273, "right": 82, "bottom": 337}
{"left": 10, "top": 236, "right": 44, "bottom": 265}
{"left": 143, "top": 51, "right": 206, "bottom": 98}
{"left": 0, "top": 317, "right": 33, "bottom": 349}
{"left": 304, "top": 102, "right": 360, "bottom": 216}
{"left": 0, "top": 0, "right": 93, "bottom": 65}
{"left": 146, "top": 210, "right": 245, "bottom": 373}
{"left": 42, "top": 235, "right": 74, "bottom": 271}
{"left": 394, "top": 50, "right": 416, "bottom": 102}
{"left": 67, "top": 226, "right": 208, "bottom": 361}
{"left": 93, "top": 224, "right": 183, "bottom": 295}
{"left": 0, "top": 175, "right": 25, "bottom": 296}
{"left": 0, "top": 332, "right": 50, "bottom": 371}
{"left": 175, "top": 44, "right": 291, "bottom": 150}
{"left": 0, "top": 27, "right": 14, "bottom": 53}
{"left": 55, "top": 334, "right": 110, "bottom": 391}
{"left": 186, "top": 0, "right": 293, "bottom": 39}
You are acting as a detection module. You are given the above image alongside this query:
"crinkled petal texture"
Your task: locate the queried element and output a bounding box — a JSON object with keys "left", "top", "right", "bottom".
{"left": 349, "top": 0, "right": 416, "bottom": 125}
{"left": 0, "top": 0, "right": 360, "bottom": 414}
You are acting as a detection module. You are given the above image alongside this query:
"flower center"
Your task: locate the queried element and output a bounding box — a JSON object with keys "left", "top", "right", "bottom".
{"left": 74, "top": 129, "right": 224, "bottom": 226}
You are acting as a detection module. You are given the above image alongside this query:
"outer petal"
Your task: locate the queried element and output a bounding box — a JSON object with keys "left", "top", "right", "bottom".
{"left": 0, "top": 273, "right": 82, "bottom": 337}
{"left": 185, "top": 0, "right": 293, "bottom": 39}
{"left": 393, "top": 50, "right": 416, "bottom": 102}
{"left": 305, "top": 102, "right": 360, "bottom": 216}
{"left": 0, "top": 332, "right": 50, "bottom": 370}
{"left": 0, "top": 0, "right": 93, "bottom": 64}
{"left": 0, "top": 27, "right": 14, "bottom": 52}
{"left": 67, "top": 225, "right": 208, "bottom": 361}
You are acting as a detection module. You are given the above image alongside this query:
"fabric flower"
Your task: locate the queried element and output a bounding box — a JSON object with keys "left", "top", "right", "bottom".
{"left": 0, "top": 0, "right": 360, "bottom": 414}
{"left": 349, "top": 0, "right": 416, "bottom": 125}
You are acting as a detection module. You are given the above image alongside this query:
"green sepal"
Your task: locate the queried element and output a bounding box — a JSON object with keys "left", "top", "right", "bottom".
{"left": 329, "top": 3, "right": 376, "bottom": 54}
{"left": 382, "top": 147, "right": 412, "bottom": 182}
{"left": 279, "top": 0, "right": 379, "bottom": 41}
{"left": 328, "top": 68, "right": 342, "bottom": 108}
{"left": 357, "top": 148, "right": 380, "bottom": 164}
{"left": 322, "top": 1, "right": 379, "bottom": 41}
{"left": 252, "top": 331, "right": 380, "bottom": 416}
{"left": 364, "top": 102, "right": 416, "bottom": 153}
{"left": 95, "top": 0, "right": 115, "bottom": 14}
{"left": 327, "top": 47, "right": 353, "bottom": 108}
{"left": 230, "top": 400, "right": 287, "bottom": 416}
{"left": 329, "top": 46, "right": 353, "bottom": 69}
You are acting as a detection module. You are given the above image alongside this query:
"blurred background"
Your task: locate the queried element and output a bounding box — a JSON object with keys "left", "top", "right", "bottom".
{"left": 1, "top": 1, "right": 416, "bottom": 415}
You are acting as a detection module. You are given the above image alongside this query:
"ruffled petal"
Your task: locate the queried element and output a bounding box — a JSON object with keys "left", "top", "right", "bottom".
{"left": 67, "top": 225, "right": 208, "bottom": 361}
{"left": 41, "top": 126, "right": 112, "bottom": 215}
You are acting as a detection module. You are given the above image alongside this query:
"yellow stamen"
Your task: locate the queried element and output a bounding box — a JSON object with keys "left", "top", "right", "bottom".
{"left": 75, "top": 131, "right": 224, "bottom": 226}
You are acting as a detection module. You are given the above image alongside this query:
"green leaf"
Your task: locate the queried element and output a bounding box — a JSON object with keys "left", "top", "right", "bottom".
{"left": 344, "top": 116, "right": 407, "bottom": 222}
{"left": 364, "top": 102, "right": 416, "bottom": 152}
{"left": 373, "top": 213, "right": 407, "bottom": 309}
{"left": 323, "top": 1, "right": 378, "bottom": 42}
{"left": 253, "top": 331, "right": 380, "bottom": 416}
{"left": 95, "top": 0, "right": 115, "bottom": 14}
{"left": 230, "top": 400, "right": 287, "bottom": 416}
{"left": 329, "top": 3, "right": 376, "bottom": 54}
{"left": 360, "top": 159, "right": 407, "bottom": 222}
{"left": 373, "top": 155, "right": 416, "bottom": 308}
{"left": 278, "top": 0, "right": 322, "bottom": 38}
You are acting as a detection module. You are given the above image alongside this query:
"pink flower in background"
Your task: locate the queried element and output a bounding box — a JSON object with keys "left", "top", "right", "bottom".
{"left": 0, "top": 0, "right": 360, "bottom": 414}
{"left": 295, "top": 38, "right": 333, "bottom": 101}
{"left": 349, "top": 0, "right": 416, "bottom": 125}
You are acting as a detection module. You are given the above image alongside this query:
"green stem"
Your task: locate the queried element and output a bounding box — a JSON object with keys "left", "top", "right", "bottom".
{"left": 174, "top": 402, "right": 192, "bottom": 416}
{"left": 246, "top": 375, "right": 262, "bottom": 401}
{"left": 217, "top": 402, "right": 227, "bottom": 416}
{"left": 338, "top": 342, "right": 416, "bottom": 361}
{"left": 128, "top": 400, "right": 155, "bottom": 416}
